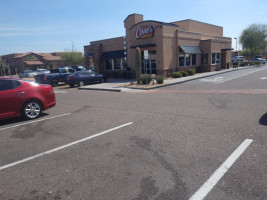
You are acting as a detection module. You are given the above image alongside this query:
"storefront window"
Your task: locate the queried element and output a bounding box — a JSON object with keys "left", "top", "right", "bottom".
{"left": 192, "top": 54, "right": 196, "bottom": 65}
{"left": 185, "top": 54, "right": 190, "bottom": 66}
{"left": 179, "top": 55, "right": 185, "bottom": 67}
{"left": 179, "top": 54, "right": 196, "bottom": 66}
{"left": 216, "top": 53, "right": 220, "bottom": 64}
{"left": 105, "top": 58, "right": 122, "bottom": 70}
{"left": 114, "top": 58, "right": 122, "bottom": 70}
{"left": 105, "top": 59, "right": 112, "bottom": 70}
{"left": 212, "top": 53, "right": 221, "bottom": 64}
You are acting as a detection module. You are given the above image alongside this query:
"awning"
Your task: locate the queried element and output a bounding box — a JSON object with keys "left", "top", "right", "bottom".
{"left": 179, "top": 45, "right": 202, "bottom": 54}
{"left": 24, "top": 61, "right": 44, "bottom": 65}
{"left": 100, "top": 50, "right": 125, "bottom": 59}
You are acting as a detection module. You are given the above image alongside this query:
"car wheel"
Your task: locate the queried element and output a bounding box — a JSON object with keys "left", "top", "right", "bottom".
{"left": 22, "top": 100, "right": 42, "bottom": 120}
{"left": 51, "top": 79, "right": 59, "bottom": 87}
{"left": 79, "top": 80, "right": 85, "bottom": 86}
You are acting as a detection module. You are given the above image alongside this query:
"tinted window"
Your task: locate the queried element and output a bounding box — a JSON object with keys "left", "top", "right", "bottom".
{"left": 0, "top": 80, "right": 15, "bottom": 91}
{"left": 14, "top": 80, "right": 22, "bottom": 88}
{"left": 67, "top": 68, "right": 75, "bottom": 73}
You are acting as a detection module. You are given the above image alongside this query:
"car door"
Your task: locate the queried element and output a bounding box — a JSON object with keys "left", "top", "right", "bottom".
{"left": 88, "top": 71, "right": 97, "bottom": 82}
{"left": 82, "top": 72, "right": 92, "bottom": 84}
{"left": 0, "top": 80, "right": 24, "bottom": 119}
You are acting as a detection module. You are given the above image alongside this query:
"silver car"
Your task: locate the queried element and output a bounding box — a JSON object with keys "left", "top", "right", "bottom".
{"left": 18, "top": 70, "right": 37, "bottom": 78}
{"left": 35, "top": 69, "right": 50, "bottom": 75}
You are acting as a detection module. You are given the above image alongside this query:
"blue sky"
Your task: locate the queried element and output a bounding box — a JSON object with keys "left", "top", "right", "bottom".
{"left": 0, "top": 0, "right": 266, "bottom": 55}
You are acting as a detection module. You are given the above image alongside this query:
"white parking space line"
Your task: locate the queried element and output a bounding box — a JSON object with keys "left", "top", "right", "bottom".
{"left": 54, "top": 91, "right": 67, "bottom": 93}
{"left": 260, "top": 77, "right": 267, "bottom": 80}
{"left": 0, "top": 113, "right": 71, "bottom": 131}
{"left": 189, "top": 139, "right": 253, "bottom": 200}
{"left": 0, "top": 122, "right": 133, "bottom": 171}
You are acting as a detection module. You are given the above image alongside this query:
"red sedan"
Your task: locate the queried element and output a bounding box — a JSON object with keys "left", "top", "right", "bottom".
{"left": 0, "top": 77, "right": 56, "bottom": 120}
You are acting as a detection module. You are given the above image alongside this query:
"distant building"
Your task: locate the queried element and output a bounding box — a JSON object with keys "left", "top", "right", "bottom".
{"left": 84, "top": 14, "right": 232, "bottom": 77}
{"left": 0, "top": 52, "right": 81, "bottom": 75}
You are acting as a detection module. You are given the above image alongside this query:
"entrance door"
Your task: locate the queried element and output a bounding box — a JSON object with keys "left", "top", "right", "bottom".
{"left": 142, "top": 51, "right": 157, "bottom": 74}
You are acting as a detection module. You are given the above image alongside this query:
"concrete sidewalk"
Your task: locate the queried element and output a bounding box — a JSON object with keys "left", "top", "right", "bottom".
{"left": 78, "top": 67, "right": 251, "bottom": 92}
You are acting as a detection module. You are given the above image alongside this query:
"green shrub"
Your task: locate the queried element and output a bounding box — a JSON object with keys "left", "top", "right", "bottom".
{"left": 181, "top": 71, "right": 189, "bottom": 77}
{"left": 155, "top": 75, "right": 164, "bottom": 84}
{"left": 172, "top": 72, "right": 182, "bottom": 78}
{"left": 140, "top": 74, "right": 152, "bottom": 84}
{"left": 166, "top": 73, "right": 172, "bottom": 78}
{"left": 186, "top": 69, "right": 195, "bottom": 76}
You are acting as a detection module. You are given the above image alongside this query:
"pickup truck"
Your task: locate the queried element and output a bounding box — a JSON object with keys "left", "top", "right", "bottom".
{"left": 34, "top": 67, "right": 75, "bottom": 86}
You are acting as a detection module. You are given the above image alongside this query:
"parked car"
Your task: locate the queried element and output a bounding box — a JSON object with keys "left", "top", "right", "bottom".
{"left": 65, "top": 71, "right": 104, "bottom": 87}
{"left": 0, "top": 77, "right": 56, "bottom": 120}
{"left": 34, "top": 66, "right": 75, "bottom": 87}
{"left": 232, "top": 56, "right": 244, "bottom": 62}
{"left": 72, "top": 66, "right": 86, "bottom": 71}
{"left": 18, "top": 70, "right": 37, "bottom": 78}
{"left": 35, "top": 69, "right": 50, "bottom": 75}
{"left": 252, "top": 58, "right": 266, "bottom": 64}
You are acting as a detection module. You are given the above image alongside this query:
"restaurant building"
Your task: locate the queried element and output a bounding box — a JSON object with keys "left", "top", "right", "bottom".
{"left": 84, "top": 14, "right": 232, "bottom": 77}
{"left": 0, "top": 52, "right": 78, "bottom": 75}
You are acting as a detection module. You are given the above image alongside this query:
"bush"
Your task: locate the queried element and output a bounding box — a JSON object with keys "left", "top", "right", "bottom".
{"left": 155, "top": 75, "right": 164, "bottom": 84}
{"left": 181, "top": 71, "right": 189, "bottom": 77}
{"left": 186, "top": 69, "right": 195, "bottom": 76}
{"left": 166, "top": 73, "right": 172, "bottom": 78}
{"left": 172, "top": 72, "right": 182, "bottom": 78}
{"left": 140, "top": 74, "right": 152, "bottom": 84}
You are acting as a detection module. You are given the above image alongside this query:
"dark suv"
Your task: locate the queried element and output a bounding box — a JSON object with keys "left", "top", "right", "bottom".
{"left": 35, "top": 66, "right": 75, "bottom": 86}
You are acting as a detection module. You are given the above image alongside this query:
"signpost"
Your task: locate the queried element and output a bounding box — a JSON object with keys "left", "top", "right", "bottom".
{"left": 144, "top": 50, "right": 148, "bottom": 85}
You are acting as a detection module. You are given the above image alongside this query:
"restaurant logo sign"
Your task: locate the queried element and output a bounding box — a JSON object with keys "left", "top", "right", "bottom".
{"left": 136, "top": 26, "right": 154, "bottom": 39}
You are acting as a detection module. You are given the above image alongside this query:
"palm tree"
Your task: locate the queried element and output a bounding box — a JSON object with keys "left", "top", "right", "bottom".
{"left": 0, "top": 57, "right": 10, "bottom": 76}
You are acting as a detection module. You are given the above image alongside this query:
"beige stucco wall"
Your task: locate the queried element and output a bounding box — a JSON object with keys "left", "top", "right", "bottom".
{"left": 173, "top": 20, "right": 223, "bottom": 37}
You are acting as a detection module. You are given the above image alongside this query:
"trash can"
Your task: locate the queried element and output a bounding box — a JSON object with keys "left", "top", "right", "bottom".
{"left": 227, "top": 62, "right": 230, "bottom": 69}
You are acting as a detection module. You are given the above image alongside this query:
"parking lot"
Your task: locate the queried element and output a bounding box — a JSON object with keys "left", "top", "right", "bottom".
{"left": 0, "top": 67, "right": 267, "bottom": 200}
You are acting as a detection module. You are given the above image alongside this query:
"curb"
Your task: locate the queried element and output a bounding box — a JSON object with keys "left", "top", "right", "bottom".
{"left": 78, "top": 66, "right": 263, "bottom": 92}
{"left": 78, "top": 87, "right": 122, "bottom": 92}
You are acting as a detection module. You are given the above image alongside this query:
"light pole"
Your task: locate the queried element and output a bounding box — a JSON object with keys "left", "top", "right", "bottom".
{"left": 234, "top": 38, "right": 237, "bottom": 56}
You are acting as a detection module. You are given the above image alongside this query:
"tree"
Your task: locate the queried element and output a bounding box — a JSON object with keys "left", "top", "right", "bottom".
{"left": 240, "top": 23, "right": 267, "bottom": 60}
{"left": 61, "top": 51, "right": 84, "bottom": 66}
{"left": 0, "top": 57, "right": 10, "bottom": 76}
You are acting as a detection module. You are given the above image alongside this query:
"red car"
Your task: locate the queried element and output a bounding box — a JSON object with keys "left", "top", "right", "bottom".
{"left": 0, "top": 77, "right": 56, "bottom": 120}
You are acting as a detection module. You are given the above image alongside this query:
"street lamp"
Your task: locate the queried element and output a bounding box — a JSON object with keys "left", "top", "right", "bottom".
{"left": 234, "top": 38, "right": 237, "bottom": 56}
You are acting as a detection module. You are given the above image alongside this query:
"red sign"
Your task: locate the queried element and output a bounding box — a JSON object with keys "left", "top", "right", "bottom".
{"left": 136, "top": 26, "right": 154, "bottom": 39}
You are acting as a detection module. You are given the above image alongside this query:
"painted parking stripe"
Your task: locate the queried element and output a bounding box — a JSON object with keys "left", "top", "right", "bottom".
{"left": 189, "top": 139, "right": 253, "bottom": 200}
{"left": 260, "top": 77, "right": 267, "bottom": 80}
{"left": 54, "top": 91, "right": 67, "bottom": 93}
{"left": 0, "top": 122, "right": 133, "bottom": 171}
{"left": 0, "top": 113, "right": 71, "bottom": 131}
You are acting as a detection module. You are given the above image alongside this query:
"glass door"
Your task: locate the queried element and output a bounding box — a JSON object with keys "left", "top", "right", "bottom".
{"left": 142, "top": 51, "right": 157, "bottom": 74}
